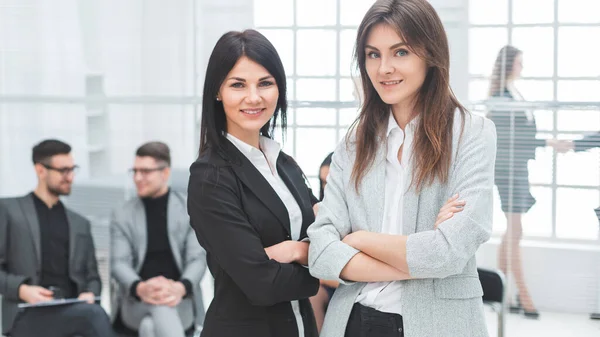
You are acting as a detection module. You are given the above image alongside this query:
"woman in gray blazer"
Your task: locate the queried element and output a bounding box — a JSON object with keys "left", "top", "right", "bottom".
{"left": 307, "top": 1, "right": 497, "bottom": 336}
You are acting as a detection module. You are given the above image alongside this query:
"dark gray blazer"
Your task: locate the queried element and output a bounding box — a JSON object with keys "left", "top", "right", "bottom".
{"left": 0, "top": 194, "right": 102, "bottom": 335}
{"left": 110, "top": 190, "right": 207, "bottom": 326}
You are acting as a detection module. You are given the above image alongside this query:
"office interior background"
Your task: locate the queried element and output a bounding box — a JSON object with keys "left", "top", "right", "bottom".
{"left": 0, "top": 0, "right": 599, "bottom": 335}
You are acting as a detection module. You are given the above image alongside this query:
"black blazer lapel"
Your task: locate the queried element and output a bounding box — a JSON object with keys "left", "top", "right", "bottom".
{"left": 223, "top": 141, "right": 292, "bottom": 236}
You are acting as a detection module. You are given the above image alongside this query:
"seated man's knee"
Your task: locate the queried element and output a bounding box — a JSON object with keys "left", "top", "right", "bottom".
{"left": 149, "top": 305, "right": 179, "bottom": 318}
{"left": 139, "top": 316, "right": 155, "bottom": 337}
{"left": 77, "top": 303, "right": 109, "bottom": 322}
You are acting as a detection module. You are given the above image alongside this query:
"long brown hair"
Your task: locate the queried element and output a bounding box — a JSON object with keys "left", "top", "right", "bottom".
{"left": 488, "top": 45, "right": 521, "bottom": 97}
{"left": 349, "top": 0, "right": 466, "bottom": 192}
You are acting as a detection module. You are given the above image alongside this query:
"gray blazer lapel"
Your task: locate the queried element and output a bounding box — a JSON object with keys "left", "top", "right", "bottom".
{"left": 133, "top": 199, "right": 147, "bottom": 270}
{"left": 167, "top": 193, "right": 183, "bottom": 270}
{"left": 358, "top": 145, "right": 386, "bottom": 233}
{"left": 66, "top": 209, "right": 81, "bottom": 267}
{"left": 20, "top": 195, "right": 41, "bottom": 268}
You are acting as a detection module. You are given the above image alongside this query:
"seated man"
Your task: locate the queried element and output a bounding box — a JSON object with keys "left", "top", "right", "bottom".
{"left": 0, "top": 139, "right": 114, "bottom": 337}
{"left": 111, "top": 142, "right": 206, "bottom": 337}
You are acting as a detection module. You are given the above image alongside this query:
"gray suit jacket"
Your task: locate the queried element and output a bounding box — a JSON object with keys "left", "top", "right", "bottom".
{"left": 307, "top": 111, "right": 497, "bottom": 337}
{"left": 0, "top": 194, "right": 101, "bottom": 335}
{"left": 110, "top": 190, "right": 207, "bottom": 326}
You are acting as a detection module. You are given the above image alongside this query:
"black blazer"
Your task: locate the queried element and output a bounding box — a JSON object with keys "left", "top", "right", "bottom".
{"left": 187, "top": 140, "right": 320, "bottom": 337}
{"left": 0, "top": 194, "right": 102, "bottom": 335}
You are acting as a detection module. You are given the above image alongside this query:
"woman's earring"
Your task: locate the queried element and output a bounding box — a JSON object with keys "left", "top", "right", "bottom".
{"left": 216, "top": 96, "right": 221, "bottom": 101}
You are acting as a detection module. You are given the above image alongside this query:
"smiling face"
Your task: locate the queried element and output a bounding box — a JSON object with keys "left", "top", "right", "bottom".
{"left": 218, "top": 56, "right": 279, "bottom": 144}
{"left": 132, "top": 156, "right": 170, "bottom": 198}
{"left": 364, "top": 23, "right": 428, "bottom": 113}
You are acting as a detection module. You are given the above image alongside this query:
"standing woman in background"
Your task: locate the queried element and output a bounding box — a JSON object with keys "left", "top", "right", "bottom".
{"left": 187, "top": 30, "right": 319, "bottom": 337}
{"left": 307, "top": 0, "right": 497, "bottom": 336}
{"left": 487, "top": 45, "right": 541, "bottom": 319}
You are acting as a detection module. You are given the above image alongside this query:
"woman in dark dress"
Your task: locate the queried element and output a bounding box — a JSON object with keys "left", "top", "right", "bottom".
{"left": 487, "top": 45, "right": 544, "bottom": 318}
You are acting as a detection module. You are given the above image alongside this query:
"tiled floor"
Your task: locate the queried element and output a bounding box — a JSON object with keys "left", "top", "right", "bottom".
{"left": 484, "top": 307, "right": 600, "bottom": 336}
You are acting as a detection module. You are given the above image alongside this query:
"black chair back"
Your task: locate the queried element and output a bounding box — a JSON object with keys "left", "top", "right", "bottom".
{"left": 478, "top": 267, "right": 504, "bottom": 304}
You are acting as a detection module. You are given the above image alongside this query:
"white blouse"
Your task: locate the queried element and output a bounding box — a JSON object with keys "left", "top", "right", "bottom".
{"left": 355, "top": 113, "right": 418, "bottom": 315}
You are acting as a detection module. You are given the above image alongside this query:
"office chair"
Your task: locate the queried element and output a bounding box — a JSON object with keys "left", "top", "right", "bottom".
{"left": 478, "top": 267, "right": 506, "bottom": 337}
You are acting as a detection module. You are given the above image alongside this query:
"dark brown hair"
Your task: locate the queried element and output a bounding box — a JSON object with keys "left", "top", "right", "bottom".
{"left": 489, "top": 45, "right": 522, "bottom": 97}
{"left": 349, "top": 0, "right": 466, "bottom": 192}
{"left": 32, "top": 139, "right": 71, "bottom": 165}
{"left": 318, "top": 152, "right": 334, "bottom": 201}
{"left": 136, "top": 141, "right": 171, "bottom": 167}
{"left": 199, "top": 29, "right": 287, "bottom": 156}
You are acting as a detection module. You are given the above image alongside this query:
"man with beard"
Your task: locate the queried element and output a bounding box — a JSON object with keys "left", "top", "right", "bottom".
{"left": 110, "top": 142, "right": 206, "bottom": 337}
{"left": 0, "top": 139, "right": 115, "bottom": 337}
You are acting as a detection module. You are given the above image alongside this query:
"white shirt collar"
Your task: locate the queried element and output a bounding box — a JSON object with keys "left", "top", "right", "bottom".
{"left": 225, "top": 133, "right": 281, "bottom": 174}
{"left": 259, "top": 136, "right": 282, "bottom": 172}
{"left": 226, "top": 133, "right": 256, "bottom": 156}
{"left": 386, "top": 112, "right": 419, "bottom": 138}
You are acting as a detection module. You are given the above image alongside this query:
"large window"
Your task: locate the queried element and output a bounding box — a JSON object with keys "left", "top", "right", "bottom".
{"left": 468, "top": 0, "right": 600, "bottom": 241}
{"left": 254, "top": 0, "right": 376, "bottom": 189}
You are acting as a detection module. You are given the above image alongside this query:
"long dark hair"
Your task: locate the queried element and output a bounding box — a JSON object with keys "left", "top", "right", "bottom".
{"left": 318, "top": 152, "right": 334, "bottom": 201}
{"left": 349, "top": 0, "right": 466, "bottom": 192}
{"left": 199, "top": 29, "right": 287, "bottom": 156}
{"left": 489, "top": 45, "right": 522, "bottom": 97}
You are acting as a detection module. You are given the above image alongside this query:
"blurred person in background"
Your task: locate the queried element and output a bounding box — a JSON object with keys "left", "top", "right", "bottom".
{"left": 187, "top": 29, "right": 320, "bottom": 337}
{"left": 487, "top": 45, "right": 559, "bottom": 319}
{"left": 0, "top": 139, "right": 113, "bottom": 337}
{"left": 110, "top": 141, "right": 206, "bottom": 337}
{"left": 309, "top": 152, "right": 339, "bottom": 333}
{"left": 549, "top": 131, "right": 600, "bottom": 224}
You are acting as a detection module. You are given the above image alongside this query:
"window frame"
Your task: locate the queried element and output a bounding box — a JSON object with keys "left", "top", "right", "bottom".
{"left": 468, "top": 0, "right": 600, "bottom": 242}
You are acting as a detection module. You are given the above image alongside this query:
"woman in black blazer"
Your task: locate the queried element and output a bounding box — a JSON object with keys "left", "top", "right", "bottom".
{"left": 187, "top": 29, "right": 319, "bottom": 337}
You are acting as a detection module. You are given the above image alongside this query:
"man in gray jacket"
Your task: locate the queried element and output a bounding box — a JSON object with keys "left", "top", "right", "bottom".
{"left": 0, "top": 139, "right": 114, "bottom": 337}
{"left": 110, "top": 142, "right": 206, "bottom": 337}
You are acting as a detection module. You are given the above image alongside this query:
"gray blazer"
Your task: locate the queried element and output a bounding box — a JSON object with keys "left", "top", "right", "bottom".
{"left": 0, "top": 194, "right": 101, "bottom": 335}
{"left": 110, "top": 190, "right": 207, "bottom": 326}
{"left": 307, "top": 111, "right": 497, "bottom": 337}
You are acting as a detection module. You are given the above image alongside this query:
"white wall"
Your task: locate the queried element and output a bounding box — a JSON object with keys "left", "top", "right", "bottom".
{"left": 0, "top": 0, "right": 255, "bottom": 197}
{"left": 429, "top": 0, "right": 469, "bottom": 102}
{"left": 0, "top": 109, "right": 90, "bottom": 197}
{"left": 478, "top": 238, "right": 600, "bottom": 314}
{"left": 99, "top": 0, "right": 254, "bottom": 175}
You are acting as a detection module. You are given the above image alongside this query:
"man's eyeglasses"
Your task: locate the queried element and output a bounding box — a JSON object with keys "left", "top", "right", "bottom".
{"left": 129, "top": 167, "right": 167, "bottom": 176}
{"left": 42, "top": 164, "right": 80, "bottom": 176}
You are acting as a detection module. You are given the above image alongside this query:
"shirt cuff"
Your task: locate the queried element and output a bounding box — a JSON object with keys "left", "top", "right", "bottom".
{"left": 129, "top": 280, "right": 142, "bottom": 301}
{"left": 180, "top": 279, "right": 193, "bottom": 297}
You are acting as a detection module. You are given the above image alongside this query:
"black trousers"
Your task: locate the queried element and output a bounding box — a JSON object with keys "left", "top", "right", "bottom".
{"left": 345, "top": 303, "right": 404, "bottom": 337}
{"left": 9, "top": 303, "right": 116, "bottom": 337}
